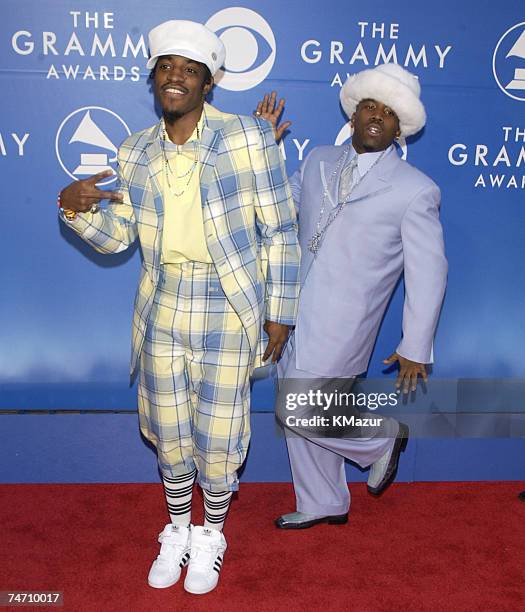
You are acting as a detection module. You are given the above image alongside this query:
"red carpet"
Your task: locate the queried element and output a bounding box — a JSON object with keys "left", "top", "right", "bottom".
{"left": 1, "top": 483, "right": 523, "bottom": 611}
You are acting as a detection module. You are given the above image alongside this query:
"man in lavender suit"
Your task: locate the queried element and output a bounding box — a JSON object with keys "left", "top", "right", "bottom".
{"left": 256, "top": 63, "right": 448, "bottom": 529}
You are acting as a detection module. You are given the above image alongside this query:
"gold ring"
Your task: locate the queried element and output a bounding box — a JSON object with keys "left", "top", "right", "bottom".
{"left": 63, "top": 209, "right": 77, "bottom": 221}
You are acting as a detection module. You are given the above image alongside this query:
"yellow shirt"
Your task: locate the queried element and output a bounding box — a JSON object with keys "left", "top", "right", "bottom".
{"left": 161, "top": 116, "right": 212, "bottom": 264}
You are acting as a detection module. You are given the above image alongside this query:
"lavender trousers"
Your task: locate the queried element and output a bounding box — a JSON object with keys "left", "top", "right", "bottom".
{"left": 276, "top": 335, "right": 399, "bottom": 516}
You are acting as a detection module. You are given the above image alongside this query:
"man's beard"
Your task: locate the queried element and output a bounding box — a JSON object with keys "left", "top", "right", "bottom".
{"left": 163, "top": 110, "right": 184, "bottom": 125}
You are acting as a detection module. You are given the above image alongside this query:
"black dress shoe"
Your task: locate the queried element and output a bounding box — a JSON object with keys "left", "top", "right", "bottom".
{"left": 367, "top": 422, "right": 409, "bottom": 496}
{"left": 275, "top": 511, "right": 348, "bottom": 529}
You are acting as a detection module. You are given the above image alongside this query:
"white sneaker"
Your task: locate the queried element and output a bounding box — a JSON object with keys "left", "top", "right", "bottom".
{"left": 184, "top": 526, "right": 227, "bottom": 595}
{"left": 147, "top": 523, "right": 191, "bottom": 589}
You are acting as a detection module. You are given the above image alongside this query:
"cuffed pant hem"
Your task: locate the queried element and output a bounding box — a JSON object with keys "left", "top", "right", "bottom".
{"left": 197, "top": 475, "right": 240, "bottom": 493}
{"left": 296, "top": 501, "right": 349, "bottom": 516}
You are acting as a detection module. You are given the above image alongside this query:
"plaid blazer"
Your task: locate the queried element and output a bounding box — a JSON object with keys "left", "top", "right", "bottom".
{"left": 62, "top": 103, "right": 300, "bottom": 376}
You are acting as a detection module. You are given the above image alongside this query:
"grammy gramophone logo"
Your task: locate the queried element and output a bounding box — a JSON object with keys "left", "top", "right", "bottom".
{"left": 55, "top": 106, "right": 131, "bottom": 185}
{"left": 493, "top": 22, "right": 525, "bottom": 102}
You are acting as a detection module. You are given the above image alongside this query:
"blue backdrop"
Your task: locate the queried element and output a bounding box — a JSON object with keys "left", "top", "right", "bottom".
{"left": 1, "top": 1, "right": 524, "bottom": 481}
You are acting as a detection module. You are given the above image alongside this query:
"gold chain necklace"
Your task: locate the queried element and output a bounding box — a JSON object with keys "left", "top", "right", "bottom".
{"left": 162, "top": 123, "right": 200, "bottom": 198}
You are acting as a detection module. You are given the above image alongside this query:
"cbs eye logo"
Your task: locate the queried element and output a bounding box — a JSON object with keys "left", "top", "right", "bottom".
{"left": 206, "top": 7, "right": 276, "bottom": 91}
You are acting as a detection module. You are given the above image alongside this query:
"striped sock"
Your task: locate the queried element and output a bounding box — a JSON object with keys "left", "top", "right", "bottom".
{"left": 162, "top": 469, "right": 197, "bottom": 527}
{"left": 203, "top": 489, "right": 233, "bottom": 532}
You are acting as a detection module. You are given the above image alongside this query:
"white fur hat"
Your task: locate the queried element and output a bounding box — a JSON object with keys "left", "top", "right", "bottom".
{"left": 340, "top": 63, "right": 426, "bottom": 137}
{"left": 147, "top": 20, "right": 226, "bottom": 76}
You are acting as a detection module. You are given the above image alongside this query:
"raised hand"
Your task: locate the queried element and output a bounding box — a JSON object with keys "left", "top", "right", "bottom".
{"left": 59, "top": 170, "right": 123, "bottom": 213}
{"left": 254, "top": 91, "right": 292, "bottom": 143}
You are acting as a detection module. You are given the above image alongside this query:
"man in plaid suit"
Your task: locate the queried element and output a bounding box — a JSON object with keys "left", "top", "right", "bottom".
{"left": 58, "top": 20, "right": 300, "bottom": 595}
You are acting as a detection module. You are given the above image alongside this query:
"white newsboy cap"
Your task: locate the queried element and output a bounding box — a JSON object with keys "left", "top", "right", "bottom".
{"left": 340, "top": 63, "right": 426, "bottom": 137}
{"left": 146, "top": 19, "right": 226, "bottom": 76}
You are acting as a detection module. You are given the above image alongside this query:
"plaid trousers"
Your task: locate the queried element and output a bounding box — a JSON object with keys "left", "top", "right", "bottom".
{"left": 138, "top": 262, "right": 253, "bottom": 491}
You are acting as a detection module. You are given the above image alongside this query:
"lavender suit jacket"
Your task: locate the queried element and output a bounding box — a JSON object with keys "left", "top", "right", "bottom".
{"left": 288, "top": 143, "right": 447, "bottom": 377}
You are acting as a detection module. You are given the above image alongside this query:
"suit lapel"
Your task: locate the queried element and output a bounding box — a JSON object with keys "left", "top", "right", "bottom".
{"left": 199, "top": 104, "right": 223, "bottom": 206}
{"left": 320, "top": 160, "right": 338, "bottom": 208}
{"left": 320, "top": 144, "right": 399, "bottom": 206}
{"left": 319, "top": 147, "right": 350, "bottom": 208}
{"left": 140, "top": 121, "right": 164, "bottom": 272}
{"left": 345, "top": 145, "right": 399, "bottom": 203}
{"left": 144, "top": 121, "right": 165, "bottom": 219}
